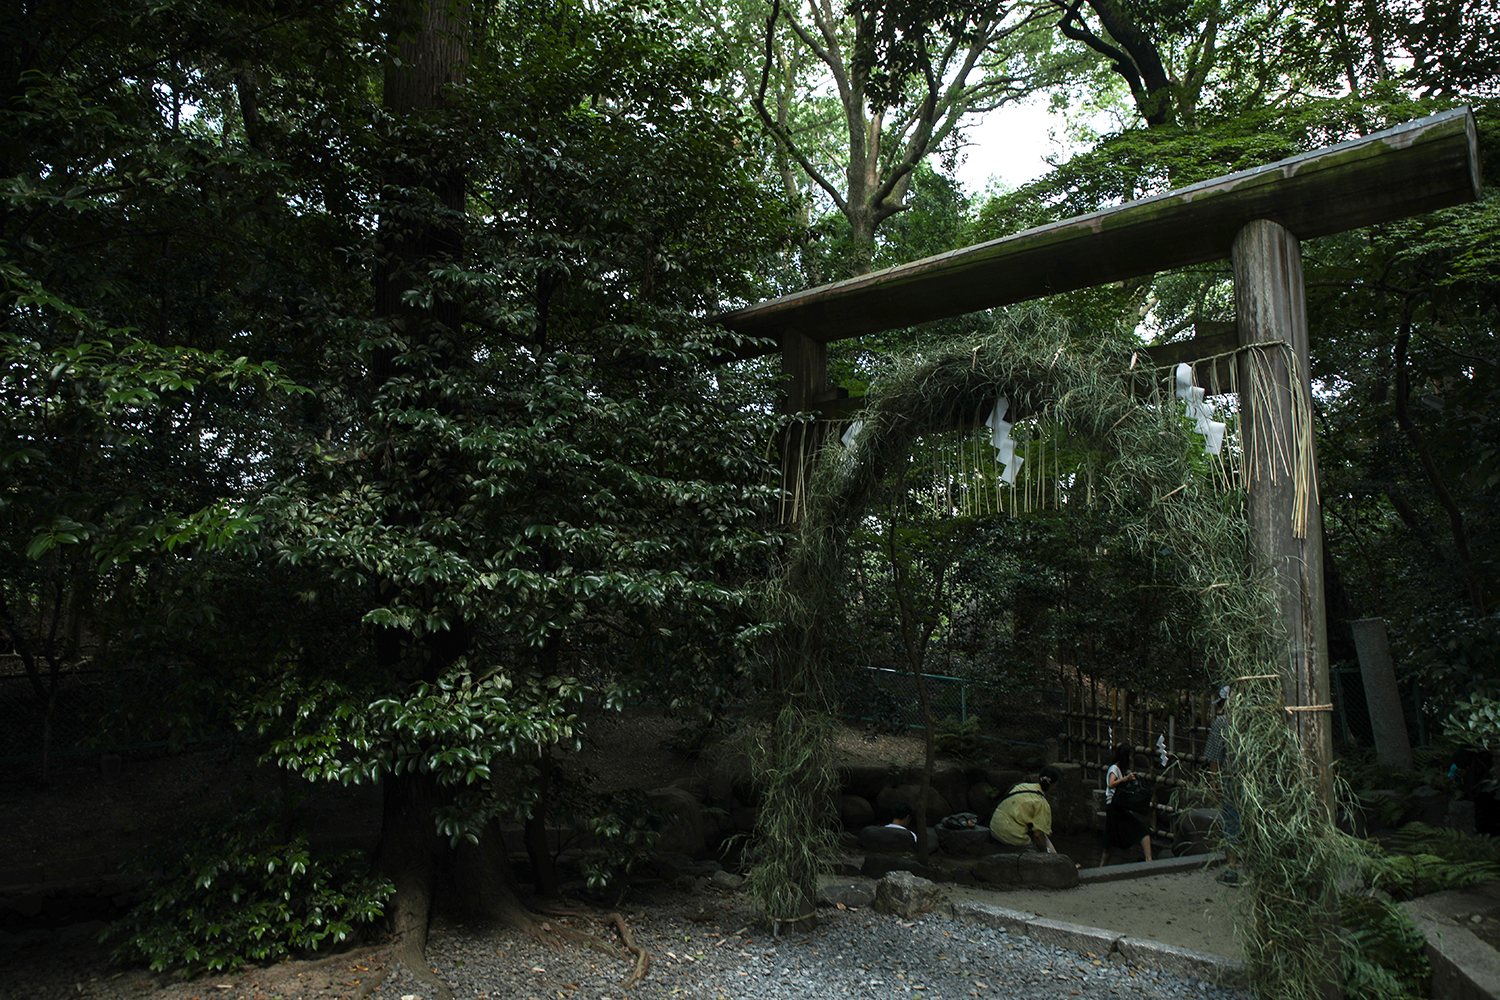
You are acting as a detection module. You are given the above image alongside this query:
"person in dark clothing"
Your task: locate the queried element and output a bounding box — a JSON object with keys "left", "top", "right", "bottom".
{"left": 1099, "top": 744, "right": 1154, "bottom": 866}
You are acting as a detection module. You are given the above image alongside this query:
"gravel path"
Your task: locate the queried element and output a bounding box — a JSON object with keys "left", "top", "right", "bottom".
{"left": 4, "top": 882, "right": 1254, "bottom": 1000}
{"left": 366, "top": 886, "right": 1252, "bottom": 1000}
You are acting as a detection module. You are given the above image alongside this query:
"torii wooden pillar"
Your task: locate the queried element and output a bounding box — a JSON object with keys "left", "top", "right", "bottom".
{"left": 718, "top": 108, "right": 1483, "bottom": 789}
{"left": 1232, "top": 219, "right": 1332, "bottom": 776}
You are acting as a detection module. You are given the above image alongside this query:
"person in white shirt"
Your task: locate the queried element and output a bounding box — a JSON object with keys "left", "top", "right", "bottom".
{"left": 1099, "top": 744, "right": 1153, "bottom": 866}
{"left": 884, "top": 802, "right": 918, "bottom": 844}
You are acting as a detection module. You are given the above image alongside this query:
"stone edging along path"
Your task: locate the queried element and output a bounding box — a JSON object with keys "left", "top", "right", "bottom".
{"left": 945, "top": 898, "right": 1245, "bottom": 988}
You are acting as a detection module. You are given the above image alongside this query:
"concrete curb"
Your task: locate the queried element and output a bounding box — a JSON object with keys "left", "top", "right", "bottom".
{"left": 1079, "top": 852, "right": 1224, "bottom": 884}
{"left": 950, "top": 900, "right": 1245, "bottom": 987}
{"left": 1402, "top": 882, "right": 1500, "bottom": 1000}
{"left": 948, "top": 899, "right": 1035, "bottom": 934}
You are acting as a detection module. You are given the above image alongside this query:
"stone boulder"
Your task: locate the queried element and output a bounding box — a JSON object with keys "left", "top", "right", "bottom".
{"left": 971, "top": 853, "right": 1020, "bottom": 885}
{"left": 646, "top": 786, "right": 705, "bottom": 857}
{"left": 858, "top": 824, "right": 920, "bottom": 853}
{"left": 860, "top": 854, "right": 938, "bottom": 881}
{"left": 840, "top": 764, "right": 894, "bottom": 800}
{"left": 702, "top": 746, "right": 756, "bottom": 806}
{"left": 969, "top": 782, "right": 1003, "bottom": 818}
{"left": 710, "top": 871, "right": 745, "bottom": 891}
{"left": 875, "top": 785, "right": 953, "bottom": 821}
{"left": 985, "top": 769, "right": 1026, "bottom": 797}
{"left": 1171, "top": 807, "right": 1222, "bottom": 855}
{"left": 817, "top": 881, "right": 876, "bottom": 909}
{"left": 936, "top": 826, "right": 1000, "bottom": 857}
{"left": 1018, "top": 852, "right": 1079, "bottom": 889}
{"left": 856, "top": 824, "right": 938, "bottom": 853}
{"left": 840, "top": 794, "right": 875, "bottom": 829}
{"left": 728, "top": 806, "right": 759, "bottom": 834}
{"left": 1403, "top": 785, "right": 1450, "bottom": 827}
{"left": 873, "top": 871, "right": 943, "bottom": 919}
{"left": 929, "top": 763, "right": 974, "bottom": 817}
{"left": 649, "top": 853, "right": 698, "bottom": 879}
{"left": 1047, "top": 763, "right": 1089, "bottom": 834}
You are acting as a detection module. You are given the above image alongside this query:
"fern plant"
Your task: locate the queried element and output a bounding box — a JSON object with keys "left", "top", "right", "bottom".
{"left": 934, "top": 714, "right": 986, "bottom": 761}
{"left": 1377, "top": 823, "right": 1500, "bottom": 900}
{"left": 1339, "top": 894, "right": 1430, "bottom": 1000}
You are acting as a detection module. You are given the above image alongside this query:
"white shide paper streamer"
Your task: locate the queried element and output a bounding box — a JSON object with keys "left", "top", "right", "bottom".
{"left": 984, "top": 396, "right": 1023, "bottom": 485}
{"left": 1174, "top": 363, "right": 1226, "bottom": 455}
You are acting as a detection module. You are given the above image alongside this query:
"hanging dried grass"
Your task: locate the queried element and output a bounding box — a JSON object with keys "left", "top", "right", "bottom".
{"left": 750, "top": 304, "right": 1344, "bottom": 996}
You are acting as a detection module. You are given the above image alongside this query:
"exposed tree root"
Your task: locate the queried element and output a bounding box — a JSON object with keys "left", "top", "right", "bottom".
{"left": 390, "top": 936, "right": 454, "bottom": 1000}
{"left": 611, "top": 912, "right": 650, "bottom": 987}
{"left": 536, "top": 906, "right": 651, "bottom": 987}
{"left": 542, "top": 922, "right": 628, "bottom": 958}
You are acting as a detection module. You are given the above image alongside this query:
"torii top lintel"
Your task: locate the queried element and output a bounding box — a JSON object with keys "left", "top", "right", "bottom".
{"left": 719, "top": 108, "right": 1481, "bottom": 353}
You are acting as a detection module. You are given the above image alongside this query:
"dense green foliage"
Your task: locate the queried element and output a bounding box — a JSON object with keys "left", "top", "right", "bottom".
{"left": 1338, "top": 823, "right": 1500, "bottom": 999}
{"left": 4, "top": 0, "right": 795, "bottom": 970}
{"left": 106, "top": 811, "right": 394, "bottom": 974}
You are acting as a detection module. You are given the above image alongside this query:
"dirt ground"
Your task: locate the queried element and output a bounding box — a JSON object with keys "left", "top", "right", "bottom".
{"left": 0, "top": 709, "right": 1242, "bottom": 999}
{"left": 947, "top": 868, "right": 1241, "bottom": 958}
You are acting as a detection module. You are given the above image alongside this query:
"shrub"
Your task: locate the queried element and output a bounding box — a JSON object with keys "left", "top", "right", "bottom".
{"left": 934, "top": 714, "right": 986, "bottom": 760}
{"left": 104, "top": 814, "right": 393, "bottom": 974}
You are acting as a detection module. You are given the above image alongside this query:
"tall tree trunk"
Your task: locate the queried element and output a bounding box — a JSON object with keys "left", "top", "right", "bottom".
{"left": 525, "top": 754, "right": 562, "bottom": 902}
{"left": 368, "top": 1, "right": 543, "bottom": 983}
{"left": 375, "top": 771, "right": 450, "bottom": 997}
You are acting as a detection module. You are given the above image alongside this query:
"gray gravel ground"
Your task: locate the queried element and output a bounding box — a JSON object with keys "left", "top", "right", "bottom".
{"left": 366, "top": 886, "right": 1252, "bottom": 1000}
{"left": 3, "top": 883, "right": 1254, "bottom": 1000}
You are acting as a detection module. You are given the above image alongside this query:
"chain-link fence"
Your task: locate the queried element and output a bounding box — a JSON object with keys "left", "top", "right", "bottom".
{"left": 838, "top": 665, "right": 1059, "bottom": 748}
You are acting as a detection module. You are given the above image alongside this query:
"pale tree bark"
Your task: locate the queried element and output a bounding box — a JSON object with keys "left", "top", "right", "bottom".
{"left": 754, "top": 0, "right": 1053, "bottom": 274}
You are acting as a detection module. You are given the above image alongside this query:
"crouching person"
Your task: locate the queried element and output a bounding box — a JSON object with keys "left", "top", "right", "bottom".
{"left": 989, "top": 765, "right": 1062, "bottom": 853}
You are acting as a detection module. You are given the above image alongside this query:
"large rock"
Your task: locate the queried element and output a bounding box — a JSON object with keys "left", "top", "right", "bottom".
{"left": 860, "top": 854, "right": 938, "bottom": 880}
{"left": 649, "top": 853, "right": 698, "bottom": 879}
{"left": 876, "top": 784, "right": 953, "bottom": 820}
{"left": 937, "top": 826, "right": 1000, "bottom": 857}
{"left": 929, "top": 763, "right": 974, "bottom": 817}
{"left": 969, "top": 782, "right": 1003, "bottom": 818}
{"left": 840, "top": 764, "right": 894, "bottom": 800}
{"left": 858, "top": 824, "right": 920, "bottom": 853}
{"left": 817, "top": 880, "right": 876, "bottom": 909}
{"left": 646, "top": 786, "right": 705, "bottom": 857}
{"left": 710, "top": 870, "right": 745, "bottom": 891}
{"left": 703, "top": 746, "right": 757, "bottom": 806}
{"left": 728, "top": 806, "right": 759, "bottom": 834}
{"left": 669, "top": 774, "right": 707, "bottom": 798}
{"left": 1172, "top": 808, "right": 1222, "bottom": 856}
{"left": 840, "top": 794, "right": 875, "bottom": 829}
{"left": 873, "top": 871, "right": 943, "bottom": 919}
{"left": 971, "top": 853, "right": 1020, "bottom": 885}
{"left": 1018, "top": 852, "right": 1079, "bottom": 889}
{"left": 1048, "top": 763, "right": 1089, "bottom": 834}
{"left": 1404, "top": 785, "right": 1450, "bottom": 827}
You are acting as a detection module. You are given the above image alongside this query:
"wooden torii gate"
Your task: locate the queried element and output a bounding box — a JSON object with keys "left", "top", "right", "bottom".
{"left": 717, "top": 107, "right": 1483, "bottom": 787}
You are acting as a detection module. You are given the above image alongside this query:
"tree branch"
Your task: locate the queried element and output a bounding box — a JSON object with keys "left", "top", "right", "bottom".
{"left": 753, "top": 0, "right": 850, "bottom": 215}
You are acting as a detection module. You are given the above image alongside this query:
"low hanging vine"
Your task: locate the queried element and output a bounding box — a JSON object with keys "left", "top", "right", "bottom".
{"left": 748, "top": 304, "right": 1365, "bottom": 999}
